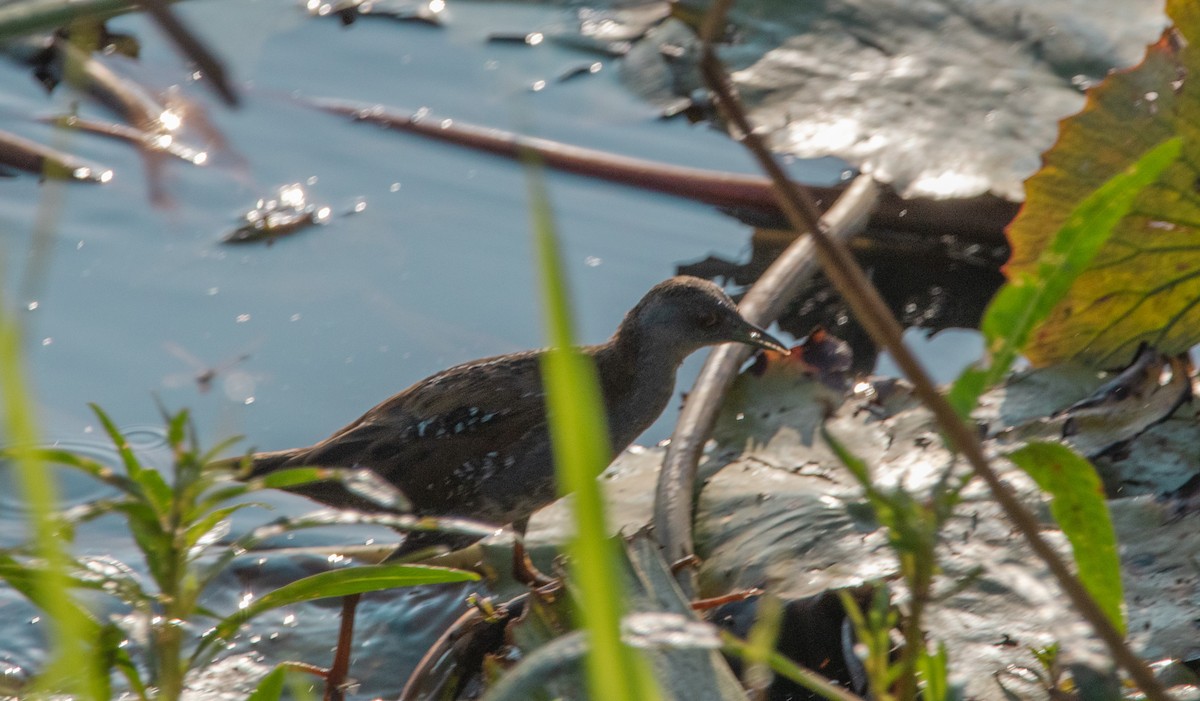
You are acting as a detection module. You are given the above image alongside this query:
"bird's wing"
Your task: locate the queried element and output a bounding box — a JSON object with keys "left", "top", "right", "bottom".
{"left": 292, "top": 350, "right": 549, "bottom": 515}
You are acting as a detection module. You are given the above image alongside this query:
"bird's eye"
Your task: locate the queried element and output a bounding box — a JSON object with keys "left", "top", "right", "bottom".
{"left": 702, "top": 312, "right": 721, "bottom": 328}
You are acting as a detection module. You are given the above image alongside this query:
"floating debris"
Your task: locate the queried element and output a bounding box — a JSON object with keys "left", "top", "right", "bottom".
{"left": 41, "top": 114, "right": 208, "bottom": 165}
{"left": 486, "top": 31, "right": 544, "bottom": 45}
{"left": 223, "top": 183, "right": 332, "bottom": 245}
{"left": 307, "top": 0, "right": 445, "bottom": 26}
{"left": 556, "top": 61, "right": 603, "bottom": 83}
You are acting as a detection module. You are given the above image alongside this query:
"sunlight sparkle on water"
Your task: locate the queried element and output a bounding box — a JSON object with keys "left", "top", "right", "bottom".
{"left": 158, "top": 109, "right": 182, "bottom": 132}
{"left": 915, "top": 170, "right": 990, "bottom": 198}
{"left": 279, "top": 184, "right": 307, "bottom": 209}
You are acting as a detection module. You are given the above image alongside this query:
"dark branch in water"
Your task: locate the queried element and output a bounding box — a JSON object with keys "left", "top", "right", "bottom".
{"left": 139, "top": 0, "right": 239, "bottom": 107}
{"left": 302, "top": 97, "right": 1017, "bottom": 243}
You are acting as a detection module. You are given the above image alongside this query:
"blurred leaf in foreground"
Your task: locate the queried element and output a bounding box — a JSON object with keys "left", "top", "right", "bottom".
{"left": 1010, "top": 0, "right": 1200, "bottom": 367}
{"left": 1007, "top": 442, "right": 1125, "bottom": 636}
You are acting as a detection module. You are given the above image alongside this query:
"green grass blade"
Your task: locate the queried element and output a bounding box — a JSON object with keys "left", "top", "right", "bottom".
{"left": 184, "top": 503, "right": 256, "bottom": 554}
{"left": 948, "top": 136, "right": 1182, "bottom": 415}
{"left": 916, "top": 641, "right": 951, "bottom": 701}
{"left": 527, "top": 155, "right": 659, "bottom": 701}
{"left": 17, "top": 447, "right": 139, "bottom": 493}
{"left": 246, "top": 665, "right": 287, "bottom": 701}
{"left": 742, "top": 594, "right": 783, "bottom": 695}
{"left": 201, "top": 564, "right": 478, "bottom": 648}
{"left": 1, "top": 306, "right": 106, "bottom": 698}
{"left": 1006, "top": 442, "right": 1125, "bottom": 635}
{"left": 0, "top": 0, "right": 142, "bottom": 41}
{"left": 87, "top": 403, "right": 143, "bottom": 480}
{"left": 720, "top": 631, "right": 862, "bottom": 701}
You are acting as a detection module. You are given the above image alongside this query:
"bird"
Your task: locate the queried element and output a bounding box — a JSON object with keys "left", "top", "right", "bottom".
{"left": 232, "top": 276, "right": 788, "bottom": 697}
{"left": 237, "top": 275, "right": 788, "bottom": 549}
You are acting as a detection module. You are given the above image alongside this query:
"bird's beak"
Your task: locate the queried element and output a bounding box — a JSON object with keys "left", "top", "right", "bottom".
{"left": 732, "top": 320, "right": 790, "bottom": 355}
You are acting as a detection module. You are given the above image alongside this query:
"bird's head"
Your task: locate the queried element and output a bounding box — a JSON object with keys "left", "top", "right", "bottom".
{"left": 620, "top": 276, "right": 789, "bottom": 361}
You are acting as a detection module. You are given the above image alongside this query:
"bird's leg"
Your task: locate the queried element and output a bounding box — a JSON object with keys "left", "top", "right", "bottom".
{"left": 511, "top": 516, "right": 555, "bottom": 588}
{"left": 324, "top": 593, "right": 362, "bottom": 701}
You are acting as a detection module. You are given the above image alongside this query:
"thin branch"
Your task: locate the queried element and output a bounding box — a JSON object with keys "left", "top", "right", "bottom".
{"left": 653, "top": 174, "right": 877, "bottom": 590}
{"left": 139, "top": 0, "right": 239, "bottom": 107}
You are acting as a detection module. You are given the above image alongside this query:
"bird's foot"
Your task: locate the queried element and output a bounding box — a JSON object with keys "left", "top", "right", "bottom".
{"left": 512, "top": 537, "right": 558, "bottom": 590}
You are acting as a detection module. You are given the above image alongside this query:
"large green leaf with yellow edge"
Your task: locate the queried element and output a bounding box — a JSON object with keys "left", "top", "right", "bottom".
{"left": 1011, "top": 0, "right": 1200, "bottom": 367}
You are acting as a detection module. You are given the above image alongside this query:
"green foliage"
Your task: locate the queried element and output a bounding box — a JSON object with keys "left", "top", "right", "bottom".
{"left": 1, "top": 403, "right": 478, "bottom": 700}
{"left": 742, "top": 593, "right": 783, "bottom": 695}
{"left": 824, "top": 427, "right": 965, "bottom": 701}
{"left": 915, "top": 642, "right": 952, "bottom": 701}
{"left": 720, "top": 629, "right": 862, "bottom": 701}
{"left": 1006, "top": 443, "right": 1125, "bottom": 635}
{"left": 527, "top": 157, "right": 660, "bottom": 701}
{"left": 840, "top": 587, "right": 901, "bottom": 699}
{"left": 246, "top": 665, "right": 288, "bottom": 701}
{"left": 0, "top": 301, "right": 107, "bottom": 699}
{"left": 1001, "top": 0, "right": 1200, "bottom": 368}
{"left": 0, "top": 0, "right": 143, "bottom": 40}
{"left": 199, "top": 562, "right": 477, "bottom": 657}
{"left": 949, "top": 135, "right": 1182, "bottom": 416}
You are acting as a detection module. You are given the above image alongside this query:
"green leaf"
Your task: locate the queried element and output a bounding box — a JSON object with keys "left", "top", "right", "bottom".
{"left": 0, "top": 0, "right": 143, "bottom": 41}
{"left": 916, "top": 641, "right": 951, "bottom": 701}
{"left": 89, "top": 403, "right": 142, "bottom": 480}
{"left": 132, "top": 467, "right": 174, "bottom": 517}
{"left": 742, "top": 594, "right": 783, "bottom": 694}
{"left": 720, "top": 630, "right": 861, "bottom": 701}
{"left": 203, "top": 564, "right": 478, "bottom": 645}
{"left": 951, "top": 135, "right": 1182, "bottom": 413}
{"left": 246, "top": 665, "right": 287, "bottom": 701}
{"left": 996, "top": 135, "right": 1180, "bottom": 364}
{"left": 528, "top": 155, "right": 660, "bottom": 701}
{"left": 184, "top": 504, "right": 255, "bottom": 553}
{"left": 249, "top": 467, "right": 330, "bottom": 489}
{"left": 194, "top": 483, "right": 253, "bottom": 515}
{"left": 98, "top": 623, "right": 145, "bottom": 701}
{"left": 166, "top": 408, "right": 190, "bottom": 454}
{"left": 1006, "top": 442, "right": 1125, "bottom": 635}
{"left": 106, "top": 500, "right": 173, "bottom": 586}
{"left": 1003, "top": 2, "right": 1200, "bottom": 367}
{"left": 198, "top": 435, "right": 246, "bottom": 468}
{"left": 3, "top": 311, "right": 107, "bottom": 699}
{"left": 17, "top": 447, "right": 138, "bottom": 493}
{"left": 0, "top": 553, "right": 100, "bottom": 632}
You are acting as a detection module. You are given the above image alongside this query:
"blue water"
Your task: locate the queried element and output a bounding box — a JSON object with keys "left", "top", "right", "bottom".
{"left": 0, "top": 0, "right": 984, "bottom": 696}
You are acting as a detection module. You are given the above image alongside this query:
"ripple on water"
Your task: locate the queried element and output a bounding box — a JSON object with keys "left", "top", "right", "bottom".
{"left": 0, "top": 425, "right": 170, "bottom": 515}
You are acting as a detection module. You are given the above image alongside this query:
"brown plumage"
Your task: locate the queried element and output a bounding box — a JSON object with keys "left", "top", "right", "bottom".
{"left": 240, "top": 276, "right": 787, "bottom": 534}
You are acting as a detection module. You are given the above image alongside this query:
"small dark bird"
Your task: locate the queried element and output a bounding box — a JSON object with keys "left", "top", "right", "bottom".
{"left": 239, "top": 276, "right": 787, "bottom": 545}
